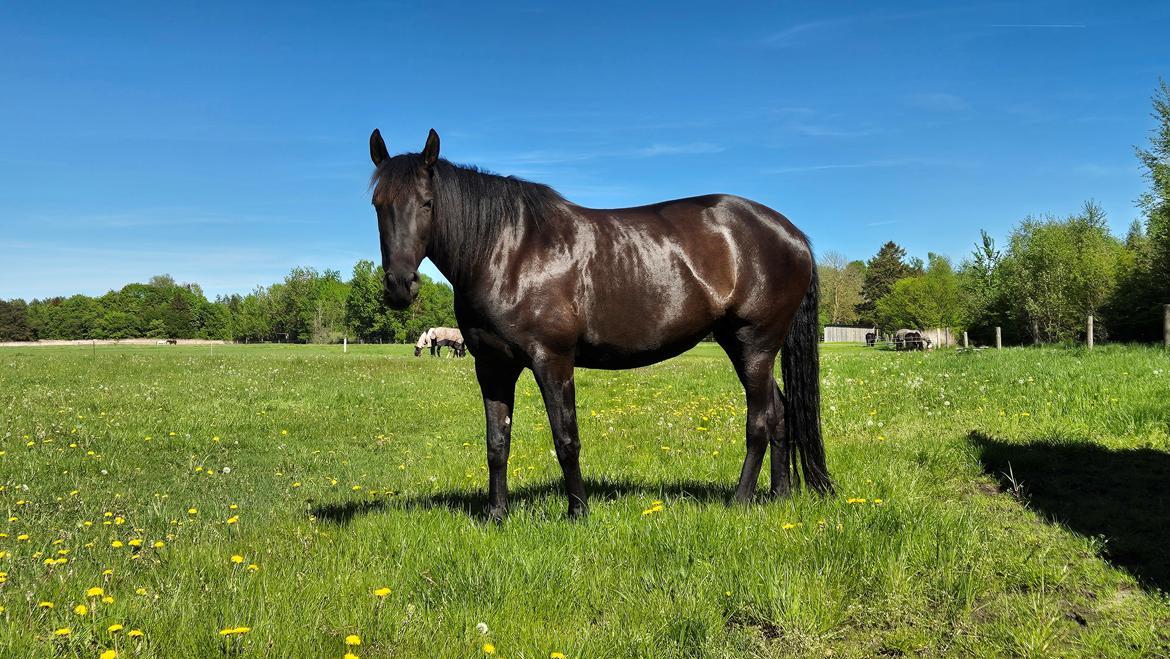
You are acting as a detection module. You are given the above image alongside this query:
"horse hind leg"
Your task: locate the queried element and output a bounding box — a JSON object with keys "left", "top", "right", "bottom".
{"left": 768, "top": 382, "right": 792, "bottom": 497}
{"left": 715, "top": 326, "right": 778, "bottom": 503}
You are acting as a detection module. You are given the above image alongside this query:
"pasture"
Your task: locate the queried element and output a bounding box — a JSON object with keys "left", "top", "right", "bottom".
{"left": 1, "top": 343, "right": 1168, "bottom": 657}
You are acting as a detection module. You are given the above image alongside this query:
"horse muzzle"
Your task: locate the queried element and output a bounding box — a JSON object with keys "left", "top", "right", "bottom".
{"left": 383, "top": 271, "right": 420, "bottom": 309}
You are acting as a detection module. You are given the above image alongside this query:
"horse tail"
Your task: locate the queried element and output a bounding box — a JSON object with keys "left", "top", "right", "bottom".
{"left": 780, "top": 263, "right": 833, "bottom": 493}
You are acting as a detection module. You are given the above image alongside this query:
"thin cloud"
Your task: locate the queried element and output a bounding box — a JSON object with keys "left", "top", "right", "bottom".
{"left": 765, "top": 159, "right": 916, "bottom": 174}
{"left": 760, "top": 19, "right": 848, "bottom": 48}
{"left": 905, "top": 92, "right": 971, "bottom": 113}
{"left": 988, "top": 23, "right": 1086, "bottom": 28}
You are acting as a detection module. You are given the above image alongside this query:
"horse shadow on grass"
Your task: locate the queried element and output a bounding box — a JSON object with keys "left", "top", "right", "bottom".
{"left": 311, "top": 477, "right": 737, "bottom": 525}
{"left": 971, "top": 431, "right": 1170, "bottom": 593}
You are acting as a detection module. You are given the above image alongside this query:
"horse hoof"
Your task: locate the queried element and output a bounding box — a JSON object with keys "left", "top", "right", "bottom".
{"left": 486, "top": 506, "right": 508, "bottom": 523}
{"left": 567, "top": 505, "right": 589, "bottom": 520}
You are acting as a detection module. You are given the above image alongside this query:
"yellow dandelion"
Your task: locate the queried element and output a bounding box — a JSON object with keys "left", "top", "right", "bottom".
{"left": 345, "top": 634, "right": 362, "bottom": 646}
{"left": 108, "top": 623, "right": 124, "bottom": 633}
{"left": 153, "top": 541, "right": 165, "bottom": 549}
{"left": 247, "top": 563, "right": 260, "bottom": 572}
{"left": 483, "top": 642, "right": 496, "bottom": 655}
{"left": 128, "top": 629, "right": 145, "bottom": 638}
{"left": 102, "top": 595, "right": 115, "bottom": 604}
{"left": 187, "top": 507, "right": 198, "bottom": 515}
{"left": 551, "top": 653, "right": 568, "bottom": 659}
{"left": 344, "top": 654, "right": 360, "bottom": 659}
{"left": 100, "top": 651, "right": 117, "bottom": 659}
{"left": 373, "top": 587, "right": 391, "bottom": 598}
{"left": 226, "top": 516, "right": 239, "bottom": 524}
{"left": 74, "top": 604, "right": 88, "bottom": 615}
{"left": 231, "top": 554, "right": 244, "bottom": 564}
{"left": 54, "top": 627, "right": 71, "bottom": 636}
{"left": 39, "top": 601, "right": 55, "bottom": 609}
{"left": 135, "top": 587, "right": 148, "bottom": 595}
{"left": 111, "top": 540, "right": 124, "bottom": 548}
{"left": 781, "top": 523, "right": 797, "bottom": 530}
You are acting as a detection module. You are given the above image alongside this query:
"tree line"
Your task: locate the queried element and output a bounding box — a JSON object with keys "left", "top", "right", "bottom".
{"left": 818, "top": 81, "right": 1170, "bottom": 345}
{"left": 0, "top": 261, "right": 456, "bottom": 344}
{"left": 4, "top": 84, "right": 1168, "bottom": 346}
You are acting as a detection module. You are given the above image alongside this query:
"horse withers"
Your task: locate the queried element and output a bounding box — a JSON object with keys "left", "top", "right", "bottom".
{"left": 369, "top": 128, "right": 832, "bottom": 519}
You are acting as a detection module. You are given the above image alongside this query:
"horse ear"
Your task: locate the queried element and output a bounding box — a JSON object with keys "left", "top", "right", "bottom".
{"left": 422, "top": 129, "right": 440, "bottom": 168}
{"left": 370, "top": 129, "right": 389, "bottom": 167}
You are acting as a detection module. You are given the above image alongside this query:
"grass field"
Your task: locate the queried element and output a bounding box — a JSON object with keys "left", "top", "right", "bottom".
{"left": 1, "top": 342, "right": 1168, "bottom": 657}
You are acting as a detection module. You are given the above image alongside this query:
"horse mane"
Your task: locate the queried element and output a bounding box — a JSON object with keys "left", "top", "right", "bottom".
{"left": 371, "top": 154, "right": 568, "bottom": 277}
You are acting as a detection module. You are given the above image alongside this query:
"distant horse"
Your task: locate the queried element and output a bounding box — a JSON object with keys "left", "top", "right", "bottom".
{"left": 413, "top": 330, "right": 432, "bottom": 357}
{"left": 428, "top": 327, "right": 466, "bottom": 357}
{"left": 165, "top": 338, "right": 178, "bottom": 345}
{"left": 864, "top": 331, "right": 876, "bottom": 347}
{"left": 894, "top": 329, "right": 931, "bottom": 351}
{"left": 369, "top": 128, "right": 831, "bottom": 519}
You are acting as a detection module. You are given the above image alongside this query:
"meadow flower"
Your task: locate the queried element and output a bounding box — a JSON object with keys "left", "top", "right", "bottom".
{"left": 53, "top": 627, "right": 71, "bottom": 636}
{"left": 100, "top": 651, "right": 117, "bottom": 659}
{"left": 108, "top": 623, "right": 124, "bottom": 633}
{"left": 344, "top": 654, "right": 359, "bottom": 659}
{"left": 231, "top": 554, "right": 244, "bottom": 564}
{"left": 153, "top": 541, "right": 165, "bottom": 549}
{"left": 74, "top": 604, "right": 88, "bottom": 615}
{"left": 346, "top": 634, "right": 362, "bottom": 646}
{"left": 373, "top": 587, "right": 391, "bottom": 598}
{"left": 135, "top": 587, "right": 148, "bottom": 595}
{"left": 476, "top": 622, "right": 489, "bottom": 634}
{"left": 38, "top": 601, "right": 55, "bottom": 609}
{"left": 226, "top": 516, "right": 239, "bottom": 524}
{"left": 551, "top": 653, "right": 567, "bottom": 659}
{"left": 128, "top": 629, "right": 145, "bottom": 638}
{"left": 483, "top": 643, "right": 496, "bottom": 655}
{"left": 111, "top": 540, "right": 124, "bottom": 548}
{"left": 102, "top": 596, "right": 115, "bottom": 604}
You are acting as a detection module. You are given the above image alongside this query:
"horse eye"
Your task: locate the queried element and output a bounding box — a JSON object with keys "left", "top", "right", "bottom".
{"left": 422, "top": 200, "right": 433, "bottom": 210}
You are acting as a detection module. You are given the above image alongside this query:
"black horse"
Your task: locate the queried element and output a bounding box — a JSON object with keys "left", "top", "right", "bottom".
{"left": 370, "top": 129, "right": 831, "bottom": 519}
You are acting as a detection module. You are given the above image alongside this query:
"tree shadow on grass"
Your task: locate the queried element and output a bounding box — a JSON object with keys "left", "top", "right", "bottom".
{"left": 971, "top": 431, "right": 1170, "bottom": 593}
{"left": 311, "top": 477, "right": 738, "bottom": 525}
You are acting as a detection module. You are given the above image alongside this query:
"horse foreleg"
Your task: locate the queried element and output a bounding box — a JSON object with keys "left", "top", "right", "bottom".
{"left": 533, "top": 356, "right": 588, "bottom": 518}
{"left": 475, "top": 358, "right": 522, "bottom": 522}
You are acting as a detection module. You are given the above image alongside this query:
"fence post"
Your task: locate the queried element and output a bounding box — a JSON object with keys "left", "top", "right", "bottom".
{"left": 343, "top": 336, "right": 348, "bottom": 353}
{"left": 1087, "top": 315, "right": 1094, "bottom": 350}
{"left": 962, "top": 331, "right": 969, "bottom": 349}
{"left": 995, "top": 326, "right": 1002, "bottom": 350}
{"left": 1164, "top": 304, "right": 1169, "bottom": 349}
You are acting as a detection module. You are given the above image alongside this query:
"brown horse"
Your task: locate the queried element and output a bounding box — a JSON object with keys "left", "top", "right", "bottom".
{"left": 370, "top": 128, "right": 831, "bottom": 519}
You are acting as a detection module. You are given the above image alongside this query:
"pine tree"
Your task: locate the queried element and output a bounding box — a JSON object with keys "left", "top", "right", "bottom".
{"left": 855, "top": 241, "right": 910, "bottom": 327}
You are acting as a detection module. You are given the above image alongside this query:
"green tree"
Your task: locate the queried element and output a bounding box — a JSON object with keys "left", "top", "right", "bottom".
{"left": 875, "top": 254, "right": 965, "bottom": 331}
{"left": 856, "top": 241, "right": 910, "bottom": 327}
{"left": 1002, "top": 202, "right": 1126, "bottom": 343}
{"left": 818, "top": 251, "right": 865, "bottom": 327}
{"left": 0, "top": 299, "right": 35, "bottom": 341}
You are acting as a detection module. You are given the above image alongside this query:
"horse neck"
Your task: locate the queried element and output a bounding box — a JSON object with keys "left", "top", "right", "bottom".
{"left": 425, "top": 171, "right": 533, "bottom": 290}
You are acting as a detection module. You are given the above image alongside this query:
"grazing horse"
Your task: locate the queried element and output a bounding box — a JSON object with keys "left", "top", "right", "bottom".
{"left": 428, "top": 327, "right": 466, "bottom": 357}
{"left": 413, "top": 330, "right": 433, "bottom": 357}
{"left": 894, "top": 329, "right": 930, "bottom": 351}
{"left": 864, "top": 331, "right": 876, "bottom": 347}
{"left": 369, "top": 128, "right": 832, "bottom": 519}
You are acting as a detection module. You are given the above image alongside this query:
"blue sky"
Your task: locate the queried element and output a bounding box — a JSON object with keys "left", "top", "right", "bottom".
{"left": 2, "top": 1, "right": 1167, "bottom": 300}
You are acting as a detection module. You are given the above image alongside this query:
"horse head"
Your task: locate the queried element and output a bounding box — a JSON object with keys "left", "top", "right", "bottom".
{"left": 369, "top": 128, "right": 441, "bottom": 309}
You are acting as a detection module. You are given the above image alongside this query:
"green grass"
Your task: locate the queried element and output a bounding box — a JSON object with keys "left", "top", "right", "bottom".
{"left": 1, "top": 342, "right": 1168, "bottom": 657}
